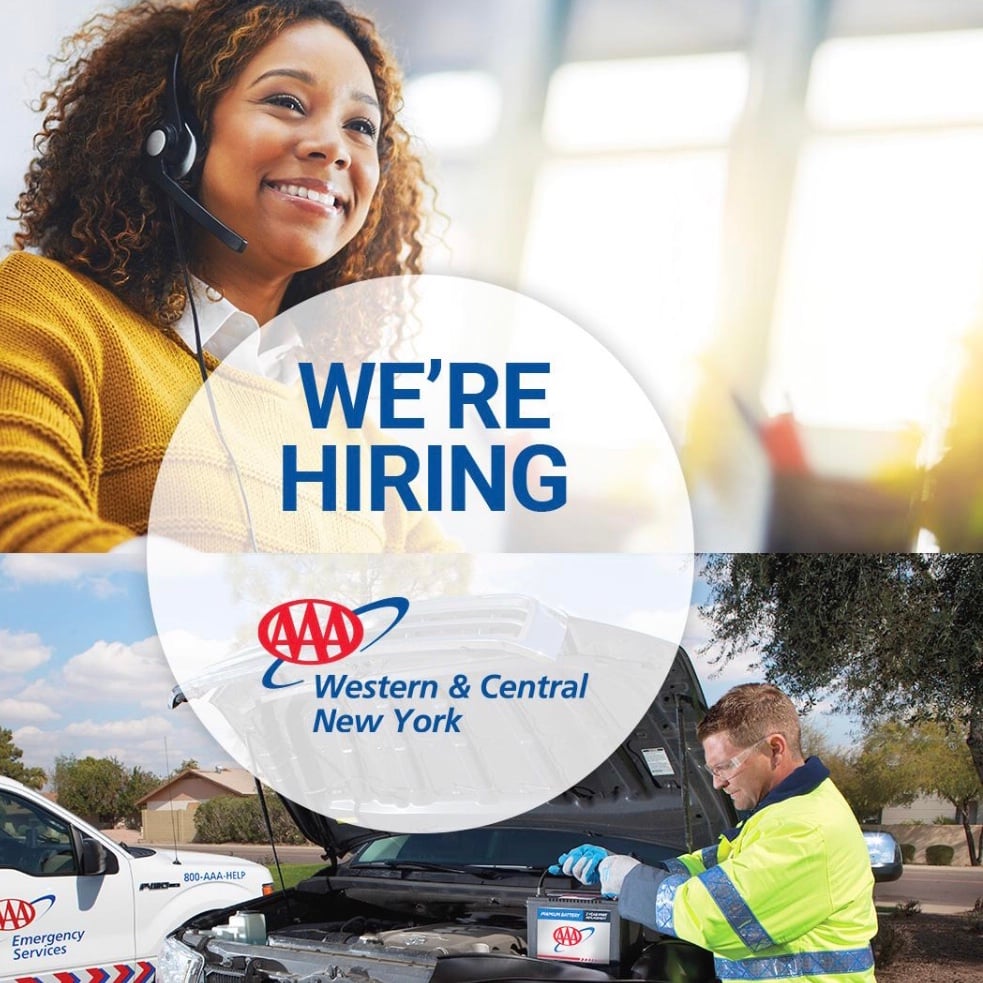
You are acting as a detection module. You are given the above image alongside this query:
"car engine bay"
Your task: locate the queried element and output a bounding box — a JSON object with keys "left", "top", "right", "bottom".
{"left": 177, "top": 878, "right": 717, "bottom": 983}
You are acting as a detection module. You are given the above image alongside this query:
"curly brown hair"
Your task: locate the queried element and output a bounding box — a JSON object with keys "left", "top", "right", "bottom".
{"left": 14, "top": 0, "right": 429, "bottom": 350}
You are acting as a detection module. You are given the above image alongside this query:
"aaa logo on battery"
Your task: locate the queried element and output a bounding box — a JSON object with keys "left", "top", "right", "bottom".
{"left": 258, "top": 599, "right": 365, "bottom": 665}
{"left": 552, "top": 925, "right": 594, "bottom": 950}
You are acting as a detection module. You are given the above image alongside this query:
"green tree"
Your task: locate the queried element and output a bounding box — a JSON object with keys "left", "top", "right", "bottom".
{"left": 193, "top": 792, "right": 306, "bottom": 845}
{"left": 174, "top": 759, "right": 200, "bottom": 774}
{"left": 801, "top": 716, "right": 982, "bottom": 861}
{"left": 53, "top": 755, "right": 127, "bottom": 826}
{"left": 800, "top": 721, "right": 917, "bottom": 823}
{"left": 120, "top": 766, "right": 161, "bottom": 828}
{"left": 0, "top": 728, "right": 45, "bottom": 789}
{"left": 700, "top": 554, "right": 983, "bottom": 785}
{"left": 906, "top": 721, "right": 982, "bottom": 864}
{"left": 849, "top": 721, "right": 925, "bottom": 819}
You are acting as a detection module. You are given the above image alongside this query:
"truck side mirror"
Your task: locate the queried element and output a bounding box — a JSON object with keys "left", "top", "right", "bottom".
{"left": 863, "top": 830, "right": 903, "bottom": 883}
{"left": 80, "top": 836, "right": 120, "bottom": 876}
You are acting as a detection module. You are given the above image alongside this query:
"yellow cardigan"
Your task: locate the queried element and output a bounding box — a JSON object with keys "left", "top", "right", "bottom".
{"left": 0, "top": 252, "right": 445, "bottom": 553}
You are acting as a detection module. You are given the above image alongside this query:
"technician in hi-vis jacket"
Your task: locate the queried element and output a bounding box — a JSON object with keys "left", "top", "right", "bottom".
{"left": 554, "top": 683, "right": 877, "bottom": 983}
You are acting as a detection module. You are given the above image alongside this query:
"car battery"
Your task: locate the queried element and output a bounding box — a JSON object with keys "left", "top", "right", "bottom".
{"left": 526, "top": 894, "right": 638, "bottom": 967}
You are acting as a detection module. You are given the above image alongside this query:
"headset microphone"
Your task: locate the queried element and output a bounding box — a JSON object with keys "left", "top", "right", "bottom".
{"left": 144, "top": 52, "right": 247, "bottom": 254}
{"left": 145, "top": 52, "right": 257, "bottom": 548}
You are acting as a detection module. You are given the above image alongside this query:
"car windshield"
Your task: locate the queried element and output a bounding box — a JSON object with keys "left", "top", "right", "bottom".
{"left": 351, "top": 828, "right": 680, "bottom": 870}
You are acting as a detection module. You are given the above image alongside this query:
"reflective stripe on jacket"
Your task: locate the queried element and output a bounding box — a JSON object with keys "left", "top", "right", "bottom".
{"left": 619, "top": 759, "right": 877, "bottom": 983}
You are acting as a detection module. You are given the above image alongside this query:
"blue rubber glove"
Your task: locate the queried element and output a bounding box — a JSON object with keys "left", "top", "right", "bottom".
{"left": 597, "top": 854, "right": 640, "bottom": 898}
{"left": 548, "top": 844, "right": 609, "bottom": 884}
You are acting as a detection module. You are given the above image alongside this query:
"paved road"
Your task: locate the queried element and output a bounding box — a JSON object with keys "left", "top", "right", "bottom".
{"left": 875, "top": 863, "right": 983, "bottom": 914}
{"left": 145, "top": 842, "right": 982, "bottom": 913}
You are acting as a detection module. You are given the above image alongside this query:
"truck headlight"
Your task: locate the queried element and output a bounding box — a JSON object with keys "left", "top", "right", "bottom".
{"left": 159, "top": 935, "right": 204, "bottom": 983}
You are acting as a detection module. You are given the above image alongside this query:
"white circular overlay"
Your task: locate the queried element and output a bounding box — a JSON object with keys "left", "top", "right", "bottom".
{"left": 148, "top": 276, "right": 694, "bottom": 832}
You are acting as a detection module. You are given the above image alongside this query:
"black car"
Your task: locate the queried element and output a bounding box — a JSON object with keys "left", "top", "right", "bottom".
{"left": 160, "top": 608, "right": 735, "bottom": 983}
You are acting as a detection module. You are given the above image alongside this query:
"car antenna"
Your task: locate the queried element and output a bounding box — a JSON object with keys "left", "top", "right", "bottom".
{"left": 255, "top": 777, "right": 286, "bottom": 892}
{"left": 162, "top": 736, "right": 182, "bottom": 865}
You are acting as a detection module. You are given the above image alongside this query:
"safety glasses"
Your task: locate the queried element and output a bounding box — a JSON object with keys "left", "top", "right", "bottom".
{"left": 703, "top": 736, "right": 771, "bottom": 779}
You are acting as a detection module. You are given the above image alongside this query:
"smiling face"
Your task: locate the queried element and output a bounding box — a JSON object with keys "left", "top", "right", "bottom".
{"left": 194, "top": 19, "right": 382, "bottom": 307}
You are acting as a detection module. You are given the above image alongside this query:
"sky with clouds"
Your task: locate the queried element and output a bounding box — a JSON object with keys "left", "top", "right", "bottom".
{"left": 0, "top": 554, "right": 215, "bottom": 780}
{"left": 0, "top": 553, "right": 856, "bottom": 787}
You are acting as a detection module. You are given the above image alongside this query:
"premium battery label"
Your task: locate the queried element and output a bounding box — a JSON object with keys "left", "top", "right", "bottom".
{"left": 533, "top": 906, "right": 611, "bottom": 963}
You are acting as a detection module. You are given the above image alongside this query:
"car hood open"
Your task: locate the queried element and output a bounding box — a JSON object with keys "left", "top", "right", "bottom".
{"left": 279, "top": 606, "right": 736, "bottom": 863}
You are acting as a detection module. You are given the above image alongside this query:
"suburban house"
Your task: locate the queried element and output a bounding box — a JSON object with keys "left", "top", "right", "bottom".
{"left": 136, "top": 766, "right": 256, "bottom": 843}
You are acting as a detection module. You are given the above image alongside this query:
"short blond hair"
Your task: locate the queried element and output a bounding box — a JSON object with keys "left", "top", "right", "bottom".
{"left": 697, "top": 683, "right": 803, "bottom": 757}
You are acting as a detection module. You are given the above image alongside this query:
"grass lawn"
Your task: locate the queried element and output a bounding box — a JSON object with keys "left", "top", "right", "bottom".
{"left": 265, "top": 862, "right": 329, "bottom": 890}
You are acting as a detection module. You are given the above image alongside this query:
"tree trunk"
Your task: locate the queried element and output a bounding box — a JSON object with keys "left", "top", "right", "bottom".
{"left": 967, "top": 709, "right": 983, "bottom": 792}
{"left": 961, "top": 811, "right": 980, "bottom": 866}
{"left": 966, "top": 710, "right": 983, "bottom": 866}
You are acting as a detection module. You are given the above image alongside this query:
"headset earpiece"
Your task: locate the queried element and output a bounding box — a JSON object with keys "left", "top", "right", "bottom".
{"left": 144, "top": 52, "right": 198, "bottom": 177}
{"left": 144, "top": 123, "right": 197, "bottom": 179}
{"left": 143, "top": 51, "right": 247, "bottom": 253}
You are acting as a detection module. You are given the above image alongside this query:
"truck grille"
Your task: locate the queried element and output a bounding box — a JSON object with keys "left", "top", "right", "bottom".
{"left": 205, "top": 972, "right": 243, "bottom": 983}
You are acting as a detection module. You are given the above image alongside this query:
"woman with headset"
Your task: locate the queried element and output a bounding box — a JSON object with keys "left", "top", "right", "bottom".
{"left": 0, "top": 0, "right": 439, "bottom": 552}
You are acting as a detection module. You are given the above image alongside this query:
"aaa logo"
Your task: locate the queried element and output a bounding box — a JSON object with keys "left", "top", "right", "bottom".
{"left": 259, "top": 597, "right": 409, "bottom": 689}
{"left": 552, "top": 924, "right": 594, "bottom": 951}
{"left": 259, "top": 599, "right": 365, "bottom": 665}
{"left": 0, "top": 895, "right": 54, "bottom": 931}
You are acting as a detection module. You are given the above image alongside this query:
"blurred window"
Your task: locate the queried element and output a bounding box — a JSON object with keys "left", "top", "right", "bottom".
{"left": 403, "top": 71, "right": 502, "bottom": 155}
{"left": 521, "top": 52, "right": 748, "bottom": 436}
{"left": 765, "top": 31, "right": 983, "bottom": 438}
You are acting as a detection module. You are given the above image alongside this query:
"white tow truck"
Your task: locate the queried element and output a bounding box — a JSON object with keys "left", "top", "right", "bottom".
{"left": 0, "top": 774, "right": 273, "bottom": 983}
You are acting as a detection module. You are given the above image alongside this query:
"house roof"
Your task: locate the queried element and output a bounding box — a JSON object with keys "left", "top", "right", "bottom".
{"left": 136, "top": 768, "right": 258, "bottom": 806}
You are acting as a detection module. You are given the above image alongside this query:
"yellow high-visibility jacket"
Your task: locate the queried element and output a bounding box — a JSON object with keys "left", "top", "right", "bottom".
{"left": 619, "top": 758, "right": 877, "bottom": 982}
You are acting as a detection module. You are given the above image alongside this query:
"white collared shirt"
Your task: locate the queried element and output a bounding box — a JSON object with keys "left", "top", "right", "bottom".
{"left": 172, "top": 277, "right": 259, "bottom": 362}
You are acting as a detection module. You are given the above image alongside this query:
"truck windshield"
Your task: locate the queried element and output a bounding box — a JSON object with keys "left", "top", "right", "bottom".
{"left": 351, "top": 828, "right": 678, "bottom": 870}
